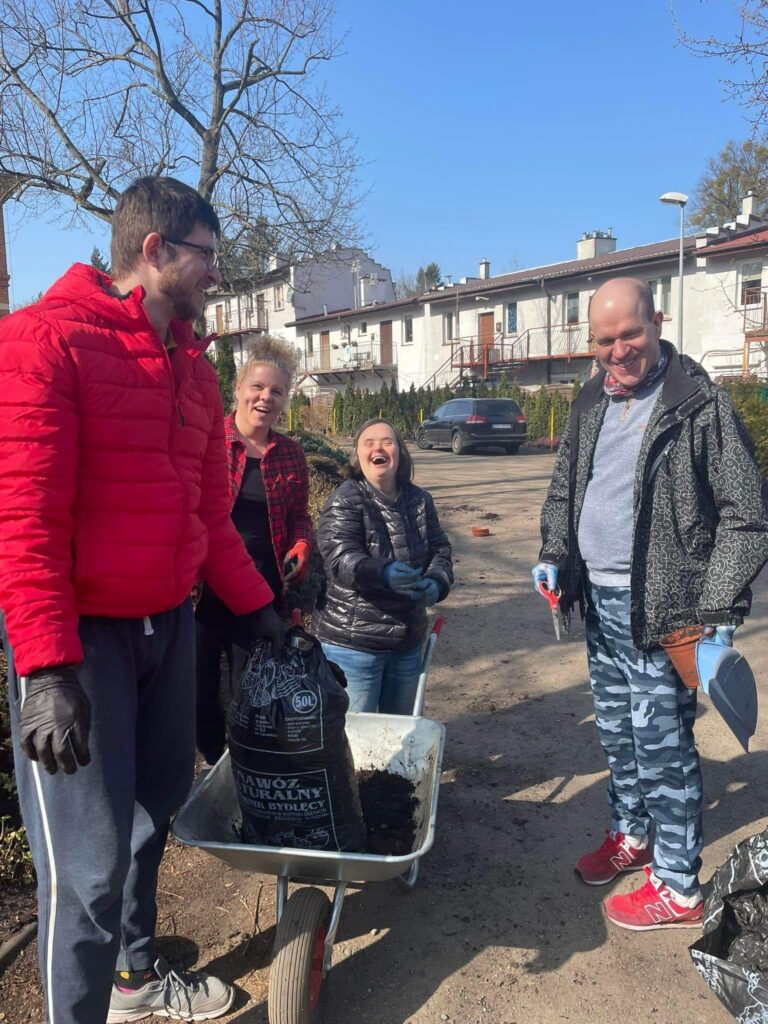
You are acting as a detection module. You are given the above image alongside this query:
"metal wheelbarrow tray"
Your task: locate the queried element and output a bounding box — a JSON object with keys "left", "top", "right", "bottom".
{"left": 172, "top": 710, "right": 446, "bottom": 882}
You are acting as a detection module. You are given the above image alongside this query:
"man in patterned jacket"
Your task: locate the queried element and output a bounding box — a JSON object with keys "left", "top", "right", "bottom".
{"left": 533, "top": 276, "right": 768, "bottom": 931}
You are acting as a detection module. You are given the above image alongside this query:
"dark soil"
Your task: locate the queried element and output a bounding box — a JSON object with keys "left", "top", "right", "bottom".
{"left": 357, "top": 769, "right": 417, "bottom": 856}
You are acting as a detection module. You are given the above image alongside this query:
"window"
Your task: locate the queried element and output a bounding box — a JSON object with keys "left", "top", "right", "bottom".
{"left": 648, "top": 277, "right": 672, "bottom": 316}
{"left": 273, "top": 284, "right": 284, "bottom": 310}
{"left": 442, "top": 311, "right": 454, "bottom": 344}
{"left": 306, "top": 332, "right": 313, "bottom": 355}
{"left": 660, "top": 277, "right": 671, "bottom": 316}
{"left": 360, "top": 321, "right": 367, "bottom": 334}
{"left": 565, "top": 292, "right": 579, "bottom": 325}
{"left": 451, "top": 399, "right": 472, "bottom": 415}
{"left": 404, "top": 316, "right": 414, "bottom": 344}
{"left": 342, "top": 323, "right": 351, "bottom": 340}
{"left": 507, "top": 302, "right": 518, "bottom": 334}
{"left": 740, "top": 260, "right": 763, "bottom": 306}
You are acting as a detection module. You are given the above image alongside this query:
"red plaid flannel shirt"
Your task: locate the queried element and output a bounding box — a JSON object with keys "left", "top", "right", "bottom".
{"left": 224, "top": 415, "right": 312, "bottom": 578}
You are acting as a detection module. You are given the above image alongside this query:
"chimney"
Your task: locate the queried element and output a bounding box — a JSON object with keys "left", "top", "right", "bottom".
{"left": 742, "top": 192, "right": 757, "bottom": 219}
{"left": 479, "top": 258, "right": 490, "bottom": 280}
{"left": 577, "top": 229, "right": 617, "bottom": 261}
{"left": 0, "top": 201, "right": 9, "bottom": 318}
{"left": 267, "top": 251, "right": 288, "bottom": 272}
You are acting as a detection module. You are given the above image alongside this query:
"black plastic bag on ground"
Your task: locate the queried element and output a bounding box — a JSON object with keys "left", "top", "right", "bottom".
{"left": 227, "top": 627, "right": 366, "bottom": 852}
{"left": 690, "top": 828, "right": 768, "bottom": 1021}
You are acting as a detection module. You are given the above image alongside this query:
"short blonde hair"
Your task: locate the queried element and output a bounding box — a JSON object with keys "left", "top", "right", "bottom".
{"left": 236, "top": 335, "right": 301, "bottom": 389}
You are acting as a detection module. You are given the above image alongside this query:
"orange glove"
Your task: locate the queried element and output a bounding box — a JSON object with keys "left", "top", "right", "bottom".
{"left": 283, "top": 540, "right": 311, "bottom": 586}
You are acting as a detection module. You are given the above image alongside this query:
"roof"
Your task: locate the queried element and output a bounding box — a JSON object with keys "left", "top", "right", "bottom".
{"left": 287, "top": 236, "right": 698, "bottom": 328}
{"left": 286, "top": 296, "right": 420, "bottom": 328}
{"left": 421, "top": 235, "right": 698, "bottom": 303}
{"left": 699, "top": 227, "right": 768, "bottom": 258}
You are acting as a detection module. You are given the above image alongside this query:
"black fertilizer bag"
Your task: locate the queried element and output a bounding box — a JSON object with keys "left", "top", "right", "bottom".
{"left": 690, "top": 828, "right": 768, "bottom": 1020}
{"left": 227, "top": 627, "right": 366, "bottom": 852}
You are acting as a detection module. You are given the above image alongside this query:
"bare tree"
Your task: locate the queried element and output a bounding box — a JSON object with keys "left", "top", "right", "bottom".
{"left": 675, "top": 1, "right": 768, "bottom": 129}
{"left": 689, "top": 137, "right": 768, "bottom": 228}
{"left": 0, "top": 0, "right": 362, "bottom": 257}
{"left": 393, "top": 269, "right": 418, "bottom": 300}
{"left": 394, "top": 262, "right": 443, "bottom": 299}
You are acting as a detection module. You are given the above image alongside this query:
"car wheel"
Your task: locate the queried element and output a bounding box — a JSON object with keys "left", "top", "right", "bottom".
{"left": 416, "top": 430, "right": 432, "bottom": 450}
{"left": 451, "top": 431, "right": 468, "bottom": 455}
{"left": 505, "top": 445, "right": 521, "bottom": 455}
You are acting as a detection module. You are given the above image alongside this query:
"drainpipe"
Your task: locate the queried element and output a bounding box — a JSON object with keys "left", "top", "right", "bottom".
{"left": 540, "top": 277, "right": 552, "bottom": 384}
{"left": 0, "top": 200, "right": 10, "bottom": 318}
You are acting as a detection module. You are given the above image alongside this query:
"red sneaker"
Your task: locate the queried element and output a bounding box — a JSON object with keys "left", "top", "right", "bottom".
{"left": 575, "top": 830, "right": 652, "bottom": 885}
{"left": 603, "top": 867, "right": 703, "bottom": 931}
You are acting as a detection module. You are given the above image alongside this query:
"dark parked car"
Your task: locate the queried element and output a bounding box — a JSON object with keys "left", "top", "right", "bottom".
{"left": 416, "top": 398, "right": 528, "bottom": 455}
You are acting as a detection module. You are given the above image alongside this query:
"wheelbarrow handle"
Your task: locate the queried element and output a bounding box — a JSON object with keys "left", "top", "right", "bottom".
{"left": 412, "top": 616, "right": 446, "bottom": 717}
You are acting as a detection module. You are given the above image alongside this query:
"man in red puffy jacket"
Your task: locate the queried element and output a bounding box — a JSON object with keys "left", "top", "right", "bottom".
{"left": 0, "top": 177, "right": 285, "bottom": 1024}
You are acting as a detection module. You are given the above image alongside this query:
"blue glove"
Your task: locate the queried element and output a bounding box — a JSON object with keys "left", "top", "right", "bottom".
{"left": 713, "top": 625, "right": 737, "bottom": 647}
{"left": 383, "top": 561, "right": 422, "bottom": 592}
{"left": 532, "top": 562, "right": 558, "bottom": 594}
{"left": 408, "top": 578, "right": 441, "bottom": 606}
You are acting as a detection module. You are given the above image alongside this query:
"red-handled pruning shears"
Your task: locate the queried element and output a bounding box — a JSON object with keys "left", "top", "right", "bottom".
{"left": 536, "top": 583, "right": 562, "bottom": 641}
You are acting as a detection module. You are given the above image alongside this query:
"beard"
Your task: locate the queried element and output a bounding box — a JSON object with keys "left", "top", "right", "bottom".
{"left": 159, "top": 264, "right": 204, "bottom": 322}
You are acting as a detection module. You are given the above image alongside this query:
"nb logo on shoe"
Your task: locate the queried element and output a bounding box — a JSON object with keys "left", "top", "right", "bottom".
{"left": 644, "top": 900, "right": 675, "bottom": 924}
{"left": 609, "top": 848, "right": 632, "bottom": 870}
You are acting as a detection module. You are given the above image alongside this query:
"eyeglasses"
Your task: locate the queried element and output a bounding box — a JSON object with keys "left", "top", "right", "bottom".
{"left": 161, "top": 236, "right": 219, "bottom": 268}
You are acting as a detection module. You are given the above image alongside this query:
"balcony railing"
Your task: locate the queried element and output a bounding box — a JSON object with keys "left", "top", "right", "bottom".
{"left": 509, "top": 322, "right": 592, "bottom": 359}
{"left": 205, "top": 305, "right": 268, "bottom": 336}
{"left": 447, "top": 322, "right": 592, "bottom": 372}
{"left": 744, "top": 288, "right": 768, "bottom": 335}
{"left": 301, "top": 339, "right": 393, "bottom": 375}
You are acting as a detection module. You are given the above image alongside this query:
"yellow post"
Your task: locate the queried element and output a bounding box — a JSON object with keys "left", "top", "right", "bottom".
{"left": 419, "top": 407, "right": 424, "bottom": 423}
{"left": 549, "top": 401, "right": 555, "bottom": 451}
{"left": 288, "top": 407, "right": 293, "bottom": 432}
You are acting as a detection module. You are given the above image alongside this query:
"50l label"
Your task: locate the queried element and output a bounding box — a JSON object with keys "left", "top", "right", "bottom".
{"left": 292, "top": 690, "right": 318, "bottom": 714}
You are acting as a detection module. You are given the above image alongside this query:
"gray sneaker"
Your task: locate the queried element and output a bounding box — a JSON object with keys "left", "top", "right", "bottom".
{"left": 107, "top": 957, "right": 235, "bottom": 1022}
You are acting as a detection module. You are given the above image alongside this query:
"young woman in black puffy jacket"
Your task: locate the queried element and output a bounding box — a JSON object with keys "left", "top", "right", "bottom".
{"left": 313, "top": 418, "right": 453, "bottom": 713}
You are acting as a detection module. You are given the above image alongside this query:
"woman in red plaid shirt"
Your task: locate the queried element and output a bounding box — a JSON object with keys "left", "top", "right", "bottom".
{"left": 195, "top": 337, "right": 313, "bottom": 763}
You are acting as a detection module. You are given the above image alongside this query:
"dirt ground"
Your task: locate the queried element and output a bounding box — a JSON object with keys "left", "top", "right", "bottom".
{"left": 4, "top": 444, "right": 768, "bottom": 1023}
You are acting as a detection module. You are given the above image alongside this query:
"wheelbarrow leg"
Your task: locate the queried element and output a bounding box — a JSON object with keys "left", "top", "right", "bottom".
{"left": 323, "top": 881, "right": 347, "bottom": 975}
{"left": 276, "top": 874, "right": 289, "bottom": 923}
{"left": 396, "top": 860, "right": 420, "bottom": 891}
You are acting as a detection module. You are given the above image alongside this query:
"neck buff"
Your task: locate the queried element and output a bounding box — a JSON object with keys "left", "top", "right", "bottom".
{"left": 603, "top": 348, "right": 668, "bottom": 398}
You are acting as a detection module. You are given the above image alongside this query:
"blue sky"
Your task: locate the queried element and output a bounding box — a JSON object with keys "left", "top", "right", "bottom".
{"left": 4, "top": 0, "right": 754, "bottom": 304}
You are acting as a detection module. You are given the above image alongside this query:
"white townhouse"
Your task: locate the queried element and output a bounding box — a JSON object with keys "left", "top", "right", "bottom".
{"left": 291, "top": 195, "right": 768, "bottom": 396}
{"left": 203, "top": 247, "right": 395, "bottom": 363}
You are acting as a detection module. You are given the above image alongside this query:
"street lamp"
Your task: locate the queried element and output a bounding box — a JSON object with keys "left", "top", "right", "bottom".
{"left": 659, "top": 191, "right": 688, "bottom": 354}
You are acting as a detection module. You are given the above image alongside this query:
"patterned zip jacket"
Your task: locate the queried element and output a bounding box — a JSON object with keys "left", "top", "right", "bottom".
{"left": 539, "top": 340, "right": 768, "bottom": 650}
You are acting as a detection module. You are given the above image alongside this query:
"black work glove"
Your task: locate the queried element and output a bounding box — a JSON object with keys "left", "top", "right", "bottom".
{"left": 19, "top": 667, "right": 91, "bottom": 775}
{"left": 246, "top": 605, "right": 286, "bottom": 658}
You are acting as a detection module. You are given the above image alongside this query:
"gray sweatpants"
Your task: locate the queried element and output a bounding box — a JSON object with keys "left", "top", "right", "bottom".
{"left": 4, "top": 602, "right": 195, "bottom": 1024}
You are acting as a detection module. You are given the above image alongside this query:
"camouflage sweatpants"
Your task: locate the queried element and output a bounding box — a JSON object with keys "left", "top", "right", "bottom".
{"left": 585, "top": 583, "right": 703, "bottom": 896}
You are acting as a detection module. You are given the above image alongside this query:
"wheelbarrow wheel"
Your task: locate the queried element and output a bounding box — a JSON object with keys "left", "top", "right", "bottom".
{"left": 269, "top": 887, "right": 331, "bottom": 1024}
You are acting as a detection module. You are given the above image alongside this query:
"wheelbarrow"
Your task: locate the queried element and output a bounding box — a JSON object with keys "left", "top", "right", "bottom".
{"left": 171, "top": 617, "right": 446, "bottom": 1024}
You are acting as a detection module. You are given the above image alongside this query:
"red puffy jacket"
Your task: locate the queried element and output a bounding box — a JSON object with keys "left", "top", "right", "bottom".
{"left": 0, "top": 264, "right": 273, "bottom": 675}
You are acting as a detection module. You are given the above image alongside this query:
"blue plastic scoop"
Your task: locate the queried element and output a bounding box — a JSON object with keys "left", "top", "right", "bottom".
{"left": 695, "top": 633, "right": 758, "bottom": 753}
